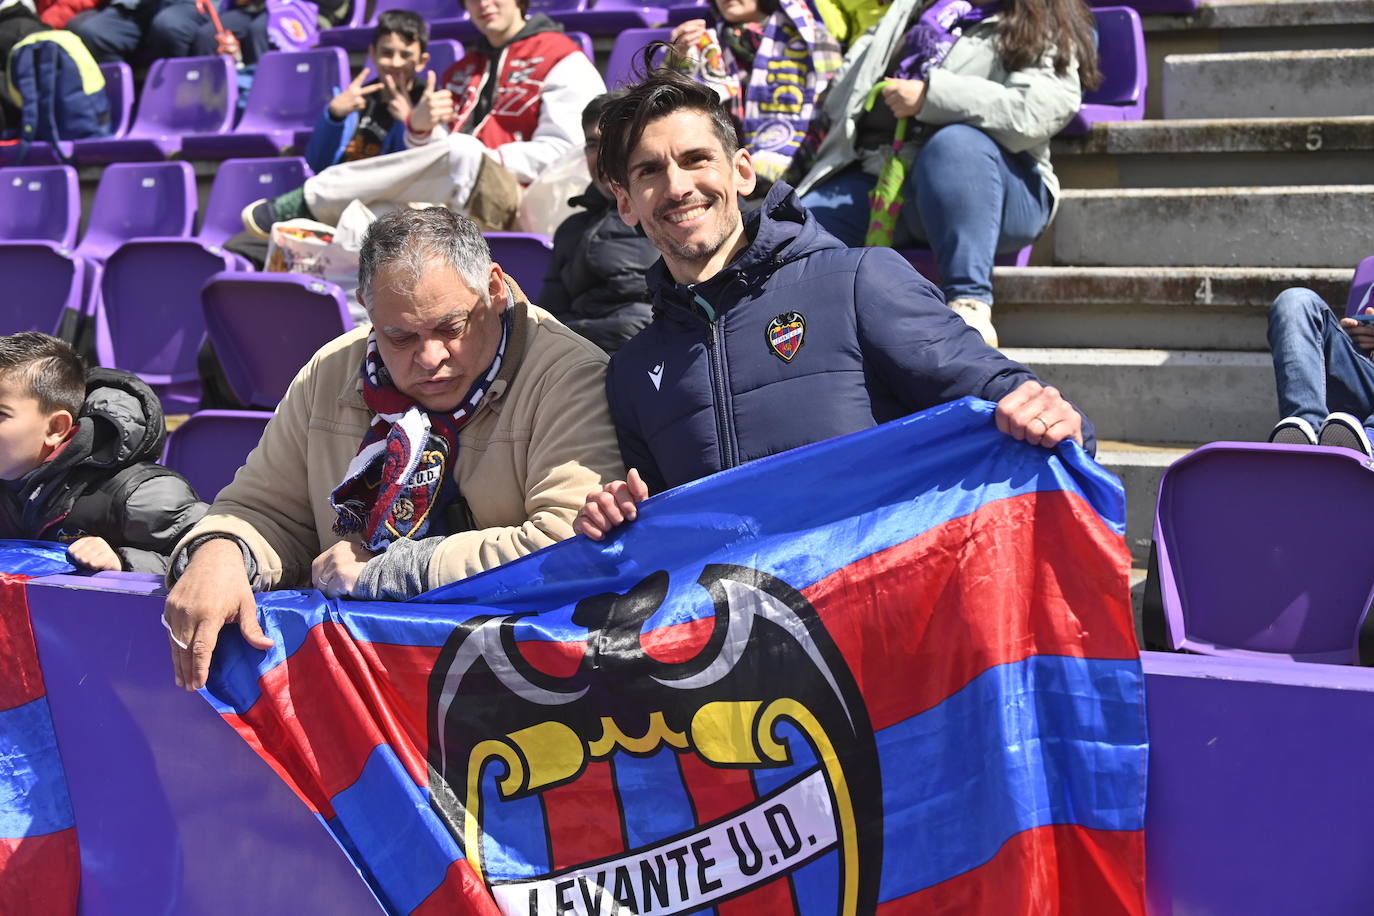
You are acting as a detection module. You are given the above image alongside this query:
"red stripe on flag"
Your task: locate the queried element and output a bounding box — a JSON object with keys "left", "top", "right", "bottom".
{"left": 0, "top": 826, "right": 80, "bottom": 915}
{"left": 541, "top": 760, "right": 624, "bottom": 871}
{"left": 875, "top": 825, "right": 1145, "bottom": 915}
{"left": 410, "top": 857, "right": 505, "bottom": 916}
{"left": 515, "top": 638, "right": 587, "bottom": 680}
{"left": 353, "top": 641, "right": 444, "bottom": 786}
{"left": 677, "top": 754, "right": 795, "bottom": 916}
{"left": 0, "top": 574, "right": 44, "bottom": 711}
{"left": 803, "top": 490, "right": 1135, "bottom": 731}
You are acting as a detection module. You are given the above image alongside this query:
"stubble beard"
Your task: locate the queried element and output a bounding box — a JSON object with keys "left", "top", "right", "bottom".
{"left": 645, "top": 201, "right": 741, "bottom": 271}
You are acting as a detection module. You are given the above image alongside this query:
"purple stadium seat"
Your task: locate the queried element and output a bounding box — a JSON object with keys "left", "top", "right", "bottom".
{"left": 201, "top": 272, "right": 354, "bottom": 409}
{"left": 1148, "top": 442, "right": 1374, "bottom": 665}
{"left": 604, "top": 27, "right": 672, "bottom": 88}
{"left": 0, "top": 242, "right": 88, "bottom": 340}
{"left": 163, "top": 409, "right": 272, "bottom": 501}
{"left": 529, "top": 0, "right": 587, "bottom": 13}
{"left": 325, "top": 0, "right": 466, "bottom": 50}
{"left": 566, "top": 30, "right": 593, "bottom": 59}
{"left": 69, "top": 56, "right": 237, "bottom": 163}
{"left": 421, "top": 38, "right": 465, "bottom": 77}
{"left": 486, "top": 232, "right": 553, "bottom": 296}
{"left": 200, "top": 157, "right": 313, "bottom": 247}
{"left": 1059, "top": 7, "right": 1146, "bottom": 136}
{"left": 667, "top": 2, "right": 709, "bottom": 24}
{"left": 100, "top": 61, "right": 135, "bottom": 139}
{"left": 1345, "top": 255, "right": 1374, "bottom": 318}
{"left": 1090, "top": 0, "right": 1198, "bottom": 14}
{"left": 554, "top": 0, "right": 668, "bottom": 35}
{"left": 73, "top": 161, "right": 198, "bottom": 263}
{"left": 180, "top": 48, "right": 350, "bottom": 158}
{"left": 0, "top": 166, "right": 79, "bottom": 246}
{"left": 97, "top": 240, "right": 239, "bottom": 411}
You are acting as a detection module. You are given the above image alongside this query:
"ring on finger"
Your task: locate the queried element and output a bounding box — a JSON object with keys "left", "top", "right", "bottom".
{"left": 160, "top": 613, "right": 190, "bottom": 651}
{"left": 1032, "top": 415, "right": 1049, "bottom": 432}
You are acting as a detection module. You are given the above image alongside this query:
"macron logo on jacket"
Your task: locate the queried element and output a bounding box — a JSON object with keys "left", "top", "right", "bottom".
{"left": 647, "top": 363, "right": 664, "bottom": 390}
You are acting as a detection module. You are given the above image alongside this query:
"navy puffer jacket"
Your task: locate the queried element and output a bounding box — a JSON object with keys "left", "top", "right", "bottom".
{"left": 605, "top": 181, "right": 1096, "bottom": 493}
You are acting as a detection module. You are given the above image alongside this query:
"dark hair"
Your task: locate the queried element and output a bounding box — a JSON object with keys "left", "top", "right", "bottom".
{"left": 373, "top": 9, "right": 430, "bottom": 51}
{"left": 710, "top": 0, "right": 778, "bottom": 19}
{"left": 595, "top": 56, "right": 741, "bottom": 188}
{"left": 0, "top": 332, "right": 85, "bottom": 417}
{"left": 997, "top": 0, "right": 1102, "bottom": 91}
{"left": 581, "top": 89, "right": 627, "bottom": 131}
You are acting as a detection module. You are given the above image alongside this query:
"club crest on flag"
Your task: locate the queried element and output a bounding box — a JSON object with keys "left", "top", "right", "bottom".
{"left": 766, "top": 313, "right": 805, "bottom": 362}
{"left": 427, "top": 565, "right": 884, "bottom": 915}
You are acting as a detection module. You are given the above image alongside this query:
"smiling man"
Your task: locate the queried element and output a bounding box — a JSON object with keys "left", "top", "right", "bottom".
{"left": 164, "top": 207, "right": 624, "bottom": 691}
{"left": 576, "top": 67, "right": 1097, "bottom": 539}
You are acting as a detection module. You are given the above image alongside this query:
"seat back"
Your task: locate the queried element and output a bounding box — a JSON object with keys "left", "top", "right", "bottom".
{"left": 99, "top": 239, "right": 237, "bottom": 409}
{"left": 566, "top": 30, "right": 593, "bottom": 59}
{"left": 163, "top": 410, "right": 273, "bottom": 501}
{"left": 0, "top": 166, "right": 79, "bottom": 246}
{"left": 421, "top": 39, "right": 465, "bottom": 77}
{"left": 99, "top": 60, "right": 134, "bottom": 138}
{"left": 486, "top": 232, "right": 553, "bottom": 295}
{"left": 1152, "top": 442, "right": 1374, "bottom": 664}
{"left": 200, "top": 157, "right": 312, "bottom": 246}
{"left": 1083, "top": 7, "right": 1145, "bottom": 106}
{"left": 75, "top": 161, "right": 197, "bottom": 262}
{"left": 372, "top": 0, "right": 463, "bottom": 21}
{"left": 127, "top": 56, "right": 237, "bottom": 136}
{"left": 201, "top": 272, "right": 354, "bottom": 409}
{"left": 0, "top": 242, "right": 86, "bottom": 337}
{"left": 1345, "top": 254, "right": 1374, "bottom": 317}
{"left": 529, "top": 0, "right": 588, "bottom": 11}
{"left": 605, "top": 28, "right": 671, "bottom": 88}
{"left": 234, "top": 48, "right": 350, "bottom": 133}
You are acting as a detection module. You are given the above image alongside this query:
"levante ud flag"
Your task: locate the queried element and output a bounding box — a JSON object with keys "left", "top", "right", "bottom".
{"left": 205, "top": 397, "right": 1147, "bottom": 915}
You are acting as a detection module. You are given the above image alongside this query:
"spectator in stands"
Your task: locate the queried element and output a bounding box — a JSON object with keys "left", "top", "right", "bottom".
{"left": 241, "top": 0, "right": 603, "bottom": 237}
{"left": 182, "top": 0, "right": 352, "bottom": 68}
{"left": 666, "top": 0, "right": 841, "bottom": 192}
{"left": 1266, "top": 286, "right": 1374, "bottom": 456}
{"left": 538, "top": 91, "right": 658, "bottom": 354}
{"left": 304, "top": 10, "right": 430, "bottom": 174}
{"left": 163, "top": 207, "right": 623, "bottom": 691}
{"left": 67, "top": 0, "right": 201, "bottom": 64}
{"left": 0, "top": 333, "right": 206, "bottom": 573}
{"left": 795, "top": 0, "right": 1101, "bottom": 347}
{"left": 571, "top": 68, "right": 1093, "bottom": 538}
{"left": 0, "top": 0, "right": 44, "bottom": 131}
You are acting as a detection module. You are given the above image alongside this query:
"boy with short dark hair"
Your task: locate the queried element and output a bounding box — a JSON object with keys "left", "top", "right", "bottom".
{"left": 303, "top": 9, "right": 432, "bottom": 174}
{"left": 0, "top": 333, "right": 206, "bottom": 574}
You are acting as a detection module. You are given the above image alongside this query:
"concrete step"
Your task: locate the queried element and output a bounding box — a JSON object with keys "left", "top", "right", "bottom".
{"left": 1051, "top": 185, "right": 1374, "bottom": 269}
{"left": 1002, "top": 347, "right": 1275, "bottom": 443}
{"left": 1163, "top": 48, "right": 1374, "bottom": 119}
{"left": 1054, "top": 117, "right": 1374, "bottom": 190}
{"left": 1096, "top": 441, "right": 1194, "bottom": 563}
{"left": 991, "top": 265, "right": 1351, "bottom": 350}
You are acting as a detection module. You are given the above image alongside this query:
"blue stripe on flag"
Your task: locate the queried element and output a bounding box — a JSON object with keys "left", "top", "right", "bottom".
{"left": 325, "top": 744, "right": 462, "bottom": 914}
{"left": 613, "top": 745, "right": 697, "bottom": 849}
{"left": 876, "top": 654, "right": 1146, "bottom": 901}
{"left": 481, "top": 768, "right": 549, "bottom": 880}
{"left": 751, "top": 720, "right": 838, "bottom": 913}
{"left": 0, "top": 696, "right": 76, "bottom": 839}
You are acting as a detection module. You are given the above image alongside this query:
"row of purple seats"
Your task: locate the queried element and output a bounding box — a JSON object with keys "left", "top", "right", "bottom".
{"left": 321, "top": 0, "right": 661, "bottom": 47}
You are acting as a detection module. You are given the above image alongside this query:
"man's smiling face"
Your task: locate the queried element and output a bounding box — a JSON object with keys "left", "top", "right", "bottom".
{"left": 611, "top": 108, "right": 756, "bottom": 284}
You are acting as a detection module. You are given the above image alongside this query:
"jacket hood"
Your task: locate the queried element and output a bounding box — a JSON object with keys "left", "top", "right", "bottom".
{"left": 67, "top": 368, "right": 167, "bottom": 472}
{"left": 646, "top": 180, "right": 847, "bottom": 321}
{"left": 569, "top": 181, "right": 613, "bottom": 212}
{"left": 476, "top": 13, "right": 564, "bottom": 53}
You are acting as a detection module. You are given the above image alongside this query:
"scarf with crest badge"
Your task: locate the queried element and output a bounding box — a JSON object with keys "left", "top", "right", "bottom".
{"left": 330, "top": 309, "right": 511, "bottom": 552}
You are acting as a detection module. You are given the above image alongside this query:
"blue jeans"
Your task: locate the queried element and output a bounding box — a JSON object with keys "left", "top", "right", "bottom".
{"left": 69, "top": 0, "right": 202, "bottom": 63}
{"left": 800, "top": 123, "right": 1051, "bottom": 304}
{"left": 1268, "top": 287, "right": 1374, "bottom": 429}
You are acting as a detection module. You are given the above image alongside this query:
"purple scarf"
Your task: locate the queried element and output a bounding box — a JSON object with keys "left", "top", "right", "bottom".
{"left": 894, "top": 0, "right": 998, "bottom": 81}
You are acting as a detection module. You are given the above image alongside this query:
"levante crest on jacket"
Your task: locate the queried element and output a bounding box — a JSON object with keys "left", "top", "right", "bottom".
{"left": 204, "top": 399, "right": 1148, "bottom": 916}
{"left": 427, "top": 565, "right": 882, "bottom": 914}
{"left": 766, "top": 313, "right": 806, "bottom": 362}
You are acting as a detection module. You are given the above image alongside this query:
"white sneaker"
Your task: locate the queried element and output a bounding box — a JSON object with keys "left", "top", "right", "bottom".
{"left": 948, "top": 297, "right": 998, "bottom": 348}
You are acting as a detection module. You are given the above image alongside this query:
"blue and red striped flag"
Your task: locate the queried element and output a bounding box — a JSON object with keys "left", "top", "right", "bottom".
{"left": 205, "top": 397, "right": 1147, "bottom": 915}
{"left": 0, "top": 542, "right": 80, "bottom": 915}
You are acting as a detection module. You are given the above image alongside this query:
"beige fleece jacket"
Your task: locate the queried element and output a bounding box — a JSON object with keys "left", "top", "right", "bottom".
{"left": 169, "top": 294, "right": 625, "bottom": 591}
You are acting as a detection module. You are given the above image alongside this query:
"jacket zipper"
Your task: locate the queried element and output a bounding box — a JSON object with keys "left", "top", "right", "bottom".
{"left": 695, "top": 292, "right": 736, "bottom": 471}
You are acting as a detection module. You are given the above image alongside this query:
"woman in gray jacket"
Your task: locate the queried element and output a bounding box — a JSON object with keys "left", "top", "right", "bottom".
{"left": 796, "top": 0, "right": 1100, "bottom": 346}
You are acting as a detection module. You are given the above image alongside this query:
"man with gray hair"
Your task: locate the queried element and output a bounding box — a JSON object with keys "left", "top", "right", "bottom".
{"left": 162, "top": 207, "right": 624, "bottom": 691}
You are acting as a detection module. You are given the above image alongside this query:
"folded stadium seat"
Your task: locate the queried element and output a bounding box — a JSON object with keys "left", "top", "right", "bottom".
{"left": 421, "top": 38, "right": 465, "bottom": 76}
{"left": 552, "top": 0, "right": 668, "bottom": 36}
{"left": 72, "top": 161, "right": 198, "bottom": 263}
{"left": 567, "top": 30, "right": 593, "bottom": 58}
{"left": 896, "top": 246, "right": 1034, "bottom": 284}
{"left": 1144, "top": 441, "right": 1374, "bottom": 665}
{"left": 667, "top": 2, "right": 709, "bottom": 24}
{"left": 180, "top": 48, "right": 351, "bottom": 159}
{"left": 604, "top": 27, "right": 672, "bottom": 88}
{"left": 0, "top": 243, "right": 90, "bottom": 340}
{"left": 486, "top": 232, "right": 553, "bottom": 296}
{"left": 1344, "top": 254, "right": 1374, "bottom": 317}
{"left": 0, "top": 166, "right": 80, "bottom": 246}
{"left": 1090, "top": 0, "right": 1197, "bottom": 13}
{"left": 1058, "top": 7, "right": 1146, "bottom": 136}
{"left": 162, "top": 409, "right": 273, "bottom": 501}
{"left": 96, "top": 239, "right": 240, "bottom": 411}
{"left": 324, "top": 0, "right": 465, "bottom": 51}
{"left": 0, "top": 61, "right": 136, "bottom": 165}
{"left": 69, "top": 56, "right": 237, "bottom": 164}
{"left": 201, "top": 272, "right": 354, "bottom": 409}
{"left": 199, "top": 157, "right": 313, "bottom": 247}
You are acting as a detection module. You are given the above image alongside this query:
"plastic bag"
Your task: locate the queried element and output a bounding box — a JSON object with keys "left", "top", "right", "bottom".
{"left": 265, "top": 199, "right": 375, "bottom": 323}
{"left": 515, "top": 144, "right": 591, "bottom": 238}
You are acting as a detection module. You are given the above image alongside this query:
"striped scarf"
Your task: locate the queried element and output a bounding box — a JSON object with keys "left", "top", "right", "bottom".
{"left": 330, "top": 309, "right": 510, "bottom": 552}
